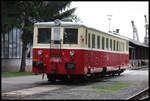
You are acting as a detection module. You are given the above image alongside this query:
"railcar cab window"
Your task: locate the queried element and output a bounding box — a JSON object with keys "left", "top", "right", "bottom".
{"left": 38, "top": 28, "right": 51, "bottom": 43}
{"left": 63, "top": 28, "right": 78, "bottom": 44}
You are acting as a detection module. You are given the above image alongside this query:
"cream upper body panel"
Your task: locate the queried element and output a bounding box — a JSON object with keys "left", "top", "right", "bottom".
{"left": 82, "top": 27, "right": 129, "bottom": 54}
{"left": 33, "top": 21, "right": 129, "bottom": 54}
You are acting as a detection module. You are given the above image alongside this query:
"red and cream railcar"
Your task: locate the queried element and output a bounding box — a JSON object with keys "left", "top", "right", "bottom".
{"left": 32, "top": 19, "right": 129, "bottom": 81}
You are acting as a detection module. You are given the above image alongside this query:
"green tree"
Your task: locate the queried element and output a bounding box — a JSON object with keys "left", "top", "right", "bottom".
{"left": 1, "top": 1, "right": 20, "bottom": 34}
{"left": 1, "top": 1, "right": 77, "bottom": 72}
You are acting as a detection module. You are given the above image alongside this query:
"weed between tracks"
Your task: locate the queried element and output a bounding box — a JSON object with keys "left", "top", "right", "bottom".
{"left": 92, "top": 82, "right": 131, "bottom": 93}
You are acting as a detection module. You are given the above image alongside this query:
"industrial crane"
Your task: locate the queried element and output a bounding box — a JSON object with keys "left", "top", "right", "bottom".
{"left": 131, "top": 20, "right": 139, "bottom": 41}
{"left": 144, "top": 15, "right": 149, "bottom": 45}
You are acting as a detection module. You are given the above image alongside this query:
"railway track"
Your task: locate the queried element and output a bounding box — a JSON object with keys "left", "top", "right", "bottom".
{"left": 126, "top": 87, "right": 149, "bottom": 100}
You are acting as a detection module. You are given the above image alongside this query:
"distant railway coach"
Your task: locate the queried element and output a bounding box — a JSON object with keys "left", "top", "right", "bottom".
{"left": 32, "top": 19, "right": 129, "bottom": 82}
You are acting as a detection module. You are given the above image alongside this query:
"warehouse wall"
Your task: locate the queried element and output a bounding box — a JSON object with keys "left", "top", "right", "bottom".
{"left": 1, "top": 58, "right": 32, "bottom": 73}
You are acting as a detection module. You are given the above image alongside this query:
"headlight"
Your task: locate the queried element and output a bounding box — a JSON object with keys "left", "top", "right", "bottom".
{"left": 38, "top": 50, "right": 43, "bottom": 55}
{"left": 70, "top": 51, "right": 75, "bottom": 56}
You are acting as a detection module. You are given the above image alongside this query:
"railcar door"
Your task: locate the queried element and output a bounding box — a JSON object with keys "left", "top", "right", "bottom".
{"left": 54, "top": 27, "right": 61, "bottom": 44}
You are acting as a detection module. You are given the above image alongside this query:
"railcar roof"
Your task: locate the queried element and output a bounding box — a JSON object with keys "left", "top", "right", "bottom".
{"left": 34, "top": 21, "right": 129, "bottom": 41}
{"left": 34, "top": 21, "right": 85, "bottom": 27}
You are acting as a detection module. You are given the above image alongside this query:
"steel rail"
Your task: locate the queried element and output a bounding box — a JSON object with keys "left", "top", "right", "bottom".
{"left": 126, "top": 87, "right": 149, "bottom": 100}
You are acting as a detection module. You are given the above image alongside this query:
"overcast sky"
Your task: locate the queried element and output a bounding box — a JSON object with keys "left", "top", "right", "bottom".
{"left": 71, "top": 1, "right": 149, "bottom": 42}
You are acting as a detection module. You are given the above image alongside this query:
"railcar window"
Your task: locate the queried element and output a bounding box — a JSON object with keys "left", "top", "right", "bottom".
{"left": 122, "top": 43, "right": 123, "bottom": 51}
{"left": 113, "top": 40, "right": 115, "bottom": 51}
{"left": 126, "top": 41, "right": 128, "bottom": 51}
{"left": 92, "top": 34, "right": 95, "bottom": 48}
{"left": 97, "top": 36, "right": 100, "bottom": 49}
{"left": 38, "top": 28, "right": 51, "bottom": 43}
{"left": 117, "top": 41, "right": 119, "bottom": 51}
{"left": 123, "top": 42, "right": 124, "bottom": 51}
{"left": 88, "top": 33, "right": 90, "bottom": 48}
{"left": 118, "top": 41, "right": 120, "bottom": 51}
{"left": 63, "top": 28, "right": 78, "bottom": 44}
{"left": 119, "top": 41, "right": 120, "bottom": 51}
{"left": 122, "top": 42, "right": 124, "bottom": 51}
{"left": 85, "top": 29, "right": 87, "bottom": 44}
{"left": 120, "top": 42, "right": 122, "bottom": 51}
{"left": 119, "top": 41, "right": 121, "bottom": 51}
{"left": 116, "top": 41, "right": 117, "bottom": 51}
{"left": 110, "top": 39, "right": 112, "bottom": 50}
{"left": 102, "top": 37, "right": 105, "bottom": 49}
{"left": 106, "top": 38, "right": 108, "bottom": 49}
{"left": 122, "top": 42, "right": 123, "bottom": 51}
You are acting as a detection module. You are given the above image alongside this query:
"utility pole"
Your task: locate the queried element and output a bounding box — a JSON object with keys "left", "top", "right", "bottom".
{"left": 144, "top": 15, "right": 149, "bottom": 45}
{"left": 131, "top": 20, "right": 139, "bottom": 41}
{"left": 107, "top": 15, "right": 112, "bottom": 33}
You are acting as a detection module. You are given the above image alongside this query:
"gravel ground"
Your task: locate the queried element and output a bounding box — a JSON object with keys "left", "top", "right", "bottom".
{"left": 25, "top": 80, "right": 147, "bottom": 100}
{"left": 2, "top": 68, "right": 149, "bottom": 100}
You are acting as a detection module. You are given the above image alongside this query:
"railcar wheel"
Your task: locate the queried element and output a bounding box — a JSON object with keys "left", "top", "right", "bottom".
{"left": 118, "top": 69, "right": 125, "bottom": 75}
{"left": 47, "top": 74, "right": 56, "bottom": 83}
{"left": 118, "top": 72, "right": 121, "bottom": 75}
{"left": 117, "top": 67, "right": 121, "bottom": 75}
{"left": 101, "top": 67, "right": 107, "bottom": 77}
{"left": 79, "top": 75, "right": 88, "bottom": 83}
{"left": 111, "top": 71, "right": 116, "bottom": 76}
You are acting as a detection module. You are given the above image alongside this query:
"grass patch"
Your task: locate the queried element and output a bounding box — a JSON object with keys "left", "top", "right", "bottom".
{"left": 2, "top": 71, "right": 34, "bottom": 77}
{"left": 92, "top": 82, "right": 131, "bottom": 93}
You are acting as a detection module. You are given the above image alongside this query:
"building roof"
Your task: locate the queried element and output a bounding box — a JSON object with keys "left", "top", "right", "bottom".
{"left": 115, "top": 34, "right": 149, "bottom": 48}
{"left": 128, "top": 38, "right": 149, "bottom": 47}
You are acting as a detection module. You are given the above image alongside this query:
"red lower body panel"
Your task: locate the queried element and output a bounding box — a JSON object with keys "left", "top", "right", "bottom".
{"left": 32, "top": 48, "right": 129, "bottom": 75}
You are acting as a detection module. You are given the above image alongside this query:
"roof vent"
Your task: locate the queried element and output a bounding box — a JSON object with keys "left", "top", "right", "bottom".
{"left": 54, "top": 19, "right": 61, "bottom": 25}
{"left": 113, "top": 29, "right": 120, "bottom": 34}
{"left": 116, "top": 29, "right": 119, "bottom": 33}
